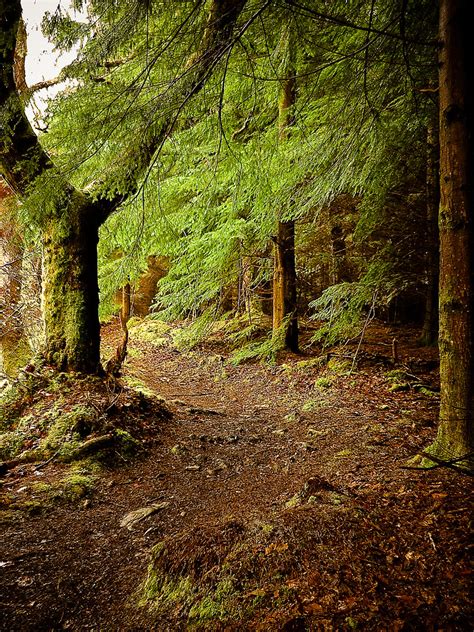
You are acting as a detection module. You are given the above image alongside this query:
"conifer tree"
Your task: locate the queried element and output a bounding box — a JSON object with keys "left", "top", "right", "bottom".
{"left": 0, "top": 0, "right": 247, "bottom": 373}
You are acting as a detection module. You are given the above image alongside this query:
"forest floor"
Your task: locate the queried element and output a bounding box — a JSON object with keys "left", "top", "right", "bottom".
{"left": 0, "top": 319, "right": 472, "bottom": 631}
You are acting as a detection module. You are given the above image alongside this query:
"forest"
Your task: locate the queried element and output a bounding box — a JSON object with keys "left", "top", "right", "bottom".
{"left": 0, "top": 0, "right": 472, "bottom": 630}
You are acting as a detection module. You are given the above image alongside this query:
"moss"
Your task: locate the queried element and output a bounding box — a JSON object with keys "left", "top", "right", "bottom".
{"left": 418, "top": 386, "right": 438, "bottom": 398}
{"left": 327, "top": 358, "right": 351, "bottom": 374}
{"left": 0, "top": 379, "right": 36, "bottom": 430}
{"left": 285, "top": 494, "right": 301, "bottom": 509}
{"left": 115, "top": 428, "right": 141, "bottom": 456}
{"left": 129, "top": 319, "right": 171, "bottom": 344}
{"left": 314, "top": 377, "right": 332, "bottom": 389}
{"left": 301, "top": 399, "right": 325, "bottom": 412}
{"left": 61, "top": 473, "right": 94, "bottom": 500}
{"left": 188, "top": 579, "right": 236, "bottom": 624}
{"left": 1, "top": 335, "right": 31, "bottom": 379}
{"left": 294, "top": 356, "right": 327, "bottom": 371}
{"left": 389, "top": 382, "right": 409, "bottom": 392}
{"left": 0, "top": 509, "right": 23, "bottom": 524}
{"left": 123, "top": 376, "right": 155, "bottom": 397}
{"left": 334, "top": 449, "right": 352, "bottom": 458}
{"left": 43, "top": 405, "right": 97, "bottom": 451}
{"left": 0, "top": 431, "right": 24, "bottom": 460}
{"left": 141, "top": 569, "right": 194, "bottom": 610}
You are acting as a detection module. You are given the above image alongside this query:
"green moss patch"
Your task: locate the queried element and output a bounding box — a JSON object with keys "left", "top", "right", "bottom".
{"left": 129, "top": 318, "right": 171, "bottom": 345}
{"left": 0, "top": 370, "right": 171, "bottom": 473}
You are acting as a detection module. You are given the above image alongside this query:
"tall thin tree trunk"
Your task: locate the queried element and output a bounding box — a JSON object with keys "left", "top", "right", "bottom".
{"left": 432, "top": 0, "right": 473, "bottom": 465}
{"left": 273, "top": 23, "right": 298, "bottom": 352}
{"left": 420, "top": 120, "right": 440, "bottom": 346}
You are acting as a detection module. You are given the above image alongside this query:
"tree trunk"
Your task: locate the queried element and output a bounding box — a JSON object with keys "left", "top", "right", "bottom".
{"left": 273, "top": 221, "right": 298, "bottom": 350}
{"left": 42, "top": 199, "right": 101, "bottom": 373}
{"left": 420, "top": 120, "right": 440, "bottom": 346}
{"left": 432, "top": 0, "right": 473, "bottom": 465}
{"left": 273, "top": 22, "right": 298, "bottom": 352}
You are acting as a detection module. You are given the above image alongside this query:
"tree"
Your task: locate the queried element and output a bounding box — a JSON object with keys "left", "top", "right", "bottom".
{"left": 272, "top": 19, "right": 298, "bottom": 352}
{"left": 429, "top": 0, "right": 473, "bottom": 466}
{"left": 0, "top": 0, "right": 247, "bottom": 373}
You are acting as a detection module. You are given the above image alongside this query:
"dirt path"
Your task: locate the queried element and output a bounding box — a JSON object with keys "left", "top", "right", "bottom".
{"left": 1, "top": 327, "right": 472, "bottom": 630}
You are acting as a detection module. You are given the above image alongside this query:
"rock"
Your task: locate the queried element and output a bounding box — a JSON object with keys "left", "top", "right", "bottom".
{"left": 120, "top": 502, "right": 170, "bottom": 530}
{"left": 185, "top": 465, "right": 200, "bottom": 471}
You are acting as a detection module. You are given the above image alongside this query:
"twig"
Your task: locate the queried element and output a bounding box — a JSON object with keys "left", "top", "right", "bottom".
{"left": 350, "top": 290, "right": 377, "bottom": 373}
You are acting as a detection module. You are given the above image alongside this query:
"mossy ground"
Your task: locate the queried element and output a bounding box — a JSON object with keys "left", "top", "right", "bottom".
{"left": 0, "top": 367, "right": 171, "bottom": 516}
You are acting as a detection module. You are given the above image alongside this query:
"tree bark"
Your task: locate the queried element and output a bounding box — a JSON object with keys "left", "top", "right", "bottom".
{"left": 273, "top": 221, "right": 298, "bottom": 350}
{"left": 432, "top": 0, "right": 473, "bottom": 465}
{"left": 42, "top": 198, "right": 102, "bottom": 372}
{"left": 420, "top": 120, "right": 440, "bottom": 346}
{"left": 273, "top": 22, "right": 298, "bottom": 352}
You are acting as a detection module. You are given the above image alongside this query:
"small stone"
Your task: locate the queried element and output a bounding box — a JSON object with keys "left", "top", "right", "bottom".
{"left": 185, "top": 465, "right": 200, "bottom": 471}
{"left": 83, "top": 499, "right": 91, "bottom": 508}
{"left": 272, "top": 429, "right": 286, "bottom": 436}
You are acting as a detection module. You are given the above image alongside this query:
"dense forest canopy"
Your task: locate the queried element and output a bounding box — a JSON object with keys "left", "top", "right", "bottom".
{"left": 0, "top": 1, "right": 472, "bottom": 465}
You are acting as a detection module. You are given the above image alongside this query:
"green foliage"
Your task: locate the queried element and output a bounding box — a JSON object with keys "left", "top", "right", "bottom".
{"left": 229, "top": 317, "right": 290, "bottom": 366}
{"left": 30, "top": 0, "right": 438, "bottom": 352}
{"left": 309, "top": 260, "right": 404, "bottom": 346}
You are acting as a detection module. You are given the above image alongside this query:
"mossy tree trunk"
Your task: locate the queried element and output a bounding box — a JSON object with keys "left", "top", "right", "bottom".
{"left": 273, "top": 22, "right": 298, "bottom": 352}
{"left": 42, "top": 198, "right": 102, "bottom": 372}
{"left": 432, "top": 0, "right": 473, "bottom": 465}
{"left": 1, "top": 1, "right": 106, "bottom": 373}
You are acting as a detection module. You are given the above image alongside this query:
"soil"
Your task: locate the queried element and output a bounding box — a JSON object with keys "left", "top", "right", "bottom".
{"left": 0, "top": 320, "right": 472, "bottom": 631}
